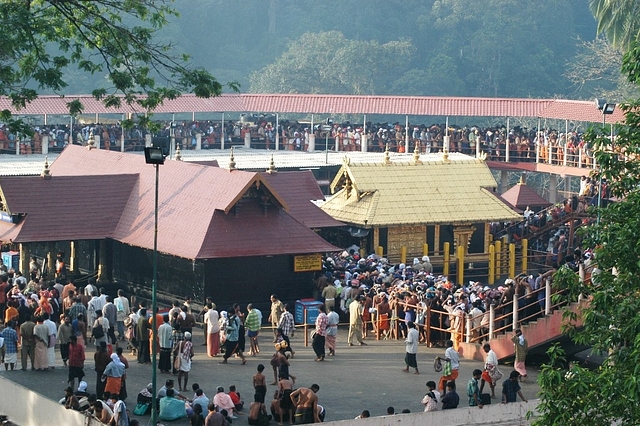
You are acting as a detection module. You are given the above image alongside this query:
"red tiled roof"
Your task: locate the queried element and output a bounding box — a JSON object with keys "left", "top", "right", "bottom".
{"left": 0, "top": 94, "right": 625, "bottom": 124}
{"left": 0, "top": 174, "right": 137, "bottom": 242}
{"left": 500, "top": 182, "right": 552, "bottom": 210}
{"left": 41, "top": 145, "right": 335, "bottom": 259}
{"left": 197, "top": 199, "right": 340, "bottom": 258}
{"left": 259, "top": 171, "right": 343, "bottom": 228}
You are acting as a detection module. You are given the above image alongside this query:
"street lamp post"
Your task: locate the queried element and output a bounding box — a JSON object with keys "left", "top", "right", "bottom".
{"left": 594, "top": 99, "right": 615, "bottom": 225}
{"left": 144, "top": 146, "right": 166, "bottom": 426}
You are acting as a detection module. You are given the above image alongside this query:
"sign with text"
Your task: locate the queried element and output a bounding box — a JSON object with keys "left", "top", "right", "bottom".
{"left": 293, "top": 254, "right": 323, "bottom": 272}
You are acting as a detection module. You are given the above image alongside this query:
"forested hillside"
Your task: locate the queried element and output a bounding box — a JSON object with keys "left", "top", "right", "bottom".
{"left": 63, "top": 0, "right": 618, "bottom": 99}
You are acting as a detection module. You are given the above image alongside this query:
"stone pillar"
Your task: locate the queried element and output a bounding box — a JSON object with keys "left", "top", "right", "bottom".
{"left": 433, "top": 225, "right": 440, "bottom": 256}
{"left": 42, "top": 136, "right": 49, "bottom": 155}
{"left": 361, "top": 134, "right": 368, "bottom": 152}
{"left": 145, "top": 134, "right": 152, "bottom": 148}
{"left": 69, "top": 241, "right": 77, "bottom": 273}
{"left": 564, "top": 176, "right": 572, "bottom": 197}
{"left": 121, "top": 132, "right": 125, "bottom": 152}
{"left": 308, "top": 134, "right": 315, "bottom": 152}
{"left": 46, "top": 250, "right": 53, "bottom": 280}
{"left": 196, "top": 133, "right": 202, "bottom": 150}
{"left": 19, "top": 243, "right": 29, "bottom": 275}
{"left": 244, "top": 132, "right": 251, "bottom": 148}
{"left": 500, "top": 170, "right": 508, "bottom": 193}
{"left": 549, "top": 174, "right": 558, "bottom": 204}
{"left": 97, "top": 240, "right": 108, "bottom": 283}
{"left": 94, "top": 135, "right": 101, "bottom": 150}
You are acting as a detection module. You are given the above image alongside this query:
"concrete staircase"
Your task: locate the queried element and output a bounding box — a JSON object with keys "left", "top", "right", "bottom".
{"left": 458, "top": 300, "right": 585, "bottom": 362}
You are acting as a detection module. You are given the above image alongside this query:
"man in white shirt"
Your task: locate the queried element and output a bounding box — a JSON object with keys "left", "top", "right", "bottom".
{"left": 114, "top": 289, "right": 130, "bottom": 341}
{"left": 402, "top": 321, "right": 419, "bottom": 374}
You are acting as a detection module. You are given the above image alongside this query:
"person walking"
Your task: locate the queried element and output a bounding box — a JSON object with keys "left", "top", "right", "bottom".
{"left": 347, "top": 296, "right": 367, "bottom": 346}
{"left": 19, "top": 313, "right": 36, "bottom": 370}
{"left": 67, "top": 335, "right": 85, "bottom": 389}
{"left": 245, "top": 303, "right": 262, "bottom": 356}
{"left": 220, "top": 309, "right": 246, "bottom": 365}
{"left": 268, "top": 295, "right": 284, "bottom": 343}
{"left": 437, "top": 339, "right": 460, "bottom": 394}
{"left": 175, "top": 331, "right": 194, "bottom": 391}
{"left": 512, "top": 329, "right": 528, "bottom": 381}
{"left": 325, "top": 305, "right": 339, "bottom": 356}
{"left": 502, "top": 370, "right": 528, "bottom": 403}
{"left": 312, "top": 304, "right": 327, "bottom": 362}
{"left": 480, "top": 343, "right": 502, "bottom": 398}
{"left": 402, "top": 321, "right": 419, "bottom": 374}
{"left": 203, "top": 302, "right": 220, "bottom": 357}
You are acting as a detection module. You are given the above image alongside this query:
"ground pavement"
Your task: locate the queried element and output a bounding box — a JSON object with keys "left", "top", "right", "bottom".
{"left": 0, "top": 326, "right": 541, "bottom": 425}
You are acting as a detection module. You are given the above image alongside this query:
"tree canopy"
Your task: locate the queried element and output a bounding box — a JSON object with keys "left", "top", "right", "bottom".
{"left": 0, "top": 0, "right": 227, "bottom": 119}
{"left": 533, "top": 23, "right": 640, "bottom": 425}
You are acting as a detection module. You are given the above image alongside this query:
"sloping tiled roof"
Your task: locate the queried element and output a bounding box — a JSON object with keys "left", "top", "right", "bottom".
{"left": 40, "top": 145, "right": 336, "bottom": 259}
{"left": 0, "top": 174, "right": 137, "bottom": 242}
{"left": 197, "top": 199, "right": 340, "bottom": 258}
{"left": 320, "top": 155, "right": 521, "bottom": 227}
{"left": 0, "top": 94, "right": 625, "bottom": 124}
{"left": 500, "top": 182, "right": 552, "bottom": 210}
{"left": 259, "top": 171, "right": 342, "bottom": 228}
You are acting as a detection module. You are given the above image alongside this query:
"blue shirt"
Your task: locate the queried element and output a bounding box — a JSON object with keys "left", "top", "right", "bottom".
{"left": 1, "top": 327, "right": 18, "bottom": 353}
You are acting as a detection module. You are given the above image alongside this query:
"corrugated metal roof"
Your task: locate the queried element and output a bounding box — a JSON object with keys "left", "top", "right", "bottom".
{"left": 35, "top": 145, "right": 336, "bottom": 259}
{"left": 196, "top": 200, "right": 339, "bottom": 258}
{"left": 259, "top": 171, "right": 343, "bottom": 228}
{"left": 321, "top": 155, "right": 521, "bottom": 226}
{"left": 0, "top": 174, "right": 137, "bottom": 242}
{"left": 500, "top": 182, "right": 552, "bottom": 209}
{"left": 0, "top": 94, "right": 625, "bottom": 123}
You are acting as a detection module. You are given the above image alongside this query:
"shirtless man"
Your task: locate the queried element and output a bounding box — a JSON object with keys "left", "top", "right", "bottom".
{"left": 290, "top": 384, "right": 320, "bottom": 424}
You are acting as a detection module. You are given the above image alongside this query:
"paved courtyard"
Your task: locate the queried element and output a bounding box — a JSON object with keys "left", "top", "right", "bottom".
{"left": 0, "top": 326, "right": 540, "bottom": 425}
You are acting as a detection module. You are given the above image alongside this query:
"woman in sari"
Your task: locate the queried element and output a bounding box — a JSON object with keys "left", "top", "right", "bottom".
{"left": 33, "top": 317, "right": 49, "bottom": 370}
{"left": 102, "top": 353, "right": 126, "bottom": 399}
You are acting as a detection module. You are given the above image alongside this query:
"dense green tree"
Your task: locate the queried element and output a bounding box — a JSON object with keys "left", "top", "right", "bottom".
{"left": 249, "top": 31, "right": 413, "bottom": 94}
{"left": 533, "top": 43, "right": 640, "bottom": 425}
{"left": 0, "top": 0, "right": 226, "bottom": 121}
{"left": 589, "top": 0, "right": 640, "bottom": 50}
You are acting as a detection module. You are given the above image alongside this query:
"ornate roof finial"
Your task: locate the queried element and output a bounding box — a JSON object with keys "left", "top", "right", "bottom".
{"left": 41, "top": 156, "right": 51, "bottom": 179}
{"left": 266, "top": 154, "right": 277, "bottom": 174}
{"left": 518, "top": 173, "right": 526, "bottom": 185}
{"left": 342, "top": 155, "right": 350, "bottom": 166}
{"left": 229, "top": 146, "right": 236, "bottom": 170}
{"left": 412, "top": 141, "right": 422, "bottom": 165}
{"left": 86, "top": 130, "right": 95, "bottom": 150}
{"left": 175, "top": 143, "right": 182, "bottom": 161}
{"left": 383, "top": 143, "right": 391, "bottom": 165}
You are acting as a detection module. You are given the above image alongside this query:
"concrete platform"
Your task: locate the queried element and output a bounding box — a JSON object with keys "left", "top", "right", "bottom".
{"left": 0, "top": 325, "right": 540, "bottom": 425}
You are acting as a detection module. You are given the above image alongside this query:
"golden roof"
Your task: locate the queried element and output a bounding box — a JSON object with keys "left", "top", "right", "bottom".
{"left": 321, "top": 155, "right": 521, "bottom": 227}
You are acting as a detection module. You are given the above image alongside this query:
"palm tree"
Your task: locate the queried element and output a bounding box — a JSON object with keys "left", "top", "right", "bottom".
{"left": 589, "top": 0, "right": 640, "bottom": 50}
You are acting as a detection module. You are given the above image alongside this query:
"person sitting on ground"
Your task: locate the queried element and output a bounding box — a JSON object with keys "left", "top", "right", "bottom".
{"left": 190, "top": 403, "right": 205, "bottom": 426}
{"left": 64, "top": 386, "right": 80, "bottom": 410}
{"left": 248, "top": 392, "right": 272, "bottom": 426}
{"left": 159, "top": 389, "right": 187, "bottom": 421}
{"left": 229, "top": 385, "right": 244, "bottom": 412}
{"left": 441, "top": 381, "right": 460, "bottom": 410}
{"left": 213, "top": 386, "right": 238, "bottom": 419}
{"left": 190, "top": 388, "right": 210, "bottom": 417}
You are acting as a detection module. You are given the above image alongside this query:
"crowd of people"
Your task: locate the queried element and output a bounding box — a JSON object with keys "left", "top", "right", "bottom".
{"left": 1, "top": 116, "right": 601, "bottom": 168}
{"left": 0, "top": 238, "right": 594, "bottom": 424}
